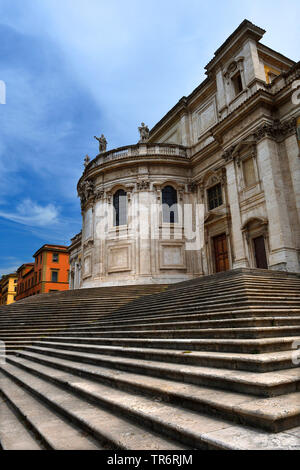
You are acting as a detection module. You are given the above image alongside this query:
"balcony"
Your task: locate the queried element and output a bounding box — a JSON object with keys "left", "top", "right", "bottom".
{"left": 86, "top": 143, "right": 188, "bottom": 172}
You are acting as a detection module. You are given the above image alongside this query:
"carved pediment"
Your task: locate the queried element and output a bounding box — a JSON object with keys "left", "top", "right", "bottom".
{"left": 204, "top": 209, "right": 227, "bottom": 224}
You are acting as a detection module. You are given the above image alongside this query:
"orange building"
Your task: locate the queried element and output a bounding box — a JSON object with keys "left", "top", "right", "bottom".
{"left": 16, "top": 245, "right": 69, "bottom": 301}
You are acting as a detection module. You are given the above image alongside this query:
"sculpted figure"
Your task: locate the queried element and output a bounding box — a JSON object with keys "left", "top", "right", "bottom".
{"left": 138, "top": 122, "right": 149, "bottom": 142}
{"left": 84, "top": 155, "right": 90, "bottom": 168}
{"left": 94, "top": 134, "right": 107, "bottom": 153}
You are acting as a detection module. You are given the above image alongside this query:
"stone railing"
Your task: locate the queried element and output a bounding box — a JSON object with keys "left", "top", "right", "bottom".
{"left": 86, "top": 143, "right": 188, "bottom": 171}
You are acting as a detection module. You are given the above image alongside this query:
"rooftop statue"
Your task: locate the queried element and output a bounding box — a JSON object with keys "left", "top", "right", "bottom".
{"left": 84, "top": 155, "right": 90, "bottom": 168}
{"left": 94, "top": 134, "right": 107, "bottom": 153}
{"left": 138, "top": 122, "right": 150, "bottom": 142}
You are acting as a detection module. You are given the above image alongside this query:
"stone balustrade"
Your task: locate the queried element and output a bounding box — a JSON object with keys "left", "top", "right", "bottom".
{"left": 87, "top": 143, "right": 188, "bottom": 171}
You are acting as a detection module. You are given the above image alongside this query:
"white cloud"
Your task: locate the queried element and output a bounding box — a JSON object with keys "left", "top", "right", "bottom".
{"left": 0, "top": 256, "right": 23, "bottom": 276}
{"left": 0, "top": 198, "right": 59, "bottom": 227}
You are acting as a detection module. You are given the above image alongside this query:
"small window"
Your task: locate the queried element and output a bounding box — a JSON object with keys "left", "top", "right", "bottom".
{"left": 113, "top": 189, "right": 127, "bottom": 226}
{"left": 52, "top": 252, "right": 59, "bottom": 263}
{"left": 232, "top": 72, "right": 243, "bottom": 96}
{"left": 51, "top": 271, "right": 58, "bottom": 282}
{"left": 39, "top": 270, "right": 41, "bottom": 282}
{"left": 162, "top": 186, "right": 178, "bottom": 223}
{"left": 207, "top": 183, "right": 223, "bottom": 210}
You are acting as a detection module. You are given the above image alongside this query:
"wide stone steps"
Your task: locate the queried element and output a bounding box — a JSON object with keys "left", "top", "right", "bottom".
{"left": 1, "top": 311, "right": 300, "bottom": 337}
{"left": 4, "top": 290, "right": 299, "bottom": 318}
{"left": 1, "top": 315, "right": 299, "bottom": 337}
{"left": 3, "top": 304, "right": 299, "bottom": 327}
{"left": 1, "top": 305, "right": 300, "bottom": 330}
{"left": 54, "top": 316, "right": 300, "bottom": 332}
{"left": 65, "top": 309, "right": 300, "bottom": 327}
{"left": 9, "top": 346, "right": 300, "bottom": 397}
{"left": 0, "top": 374, "right": 101, "bottom": 450}
{"left": 13, "top": 341, "right": 298, "bottom": 372}
{"left": 0, "top": 392, "right": 43, "bottom": 450}
{"left": 47, "top": 325, "right": 300, "bottom": 339}
{"left": 1, "top": 268, "right": 299, "bottom": 450}
{"left": 0, "top": 366, "right": 182, "bottom": 450}
{"left": 2, "top": 326, "right": 300, "bottom": 347}
{"left": 4, "top": 336, "right": 300, "bottom": 355}
{"left": 5, "top": 352, "right": 300, "bottom": 434}
{"left": 8, "top": 335, "right": 300, "bottom": 353}
{"left": 1, "top": 356, "right": 299, "bottom": 449}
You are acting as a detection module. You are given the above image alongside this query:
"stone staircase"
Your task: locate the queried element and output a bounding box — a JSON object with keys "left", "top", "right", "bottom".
{"left": 0, "top": 268, "right": 299, "bottom": 450}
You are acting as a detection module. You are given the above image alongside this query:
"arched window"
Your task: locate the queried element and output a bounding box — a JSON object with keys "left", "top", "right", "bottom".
{"left": 162, "top": 185, "right": 178, "bottom": 223}
{"left": 113, "top": 189, "right": 127, "bottom": 226}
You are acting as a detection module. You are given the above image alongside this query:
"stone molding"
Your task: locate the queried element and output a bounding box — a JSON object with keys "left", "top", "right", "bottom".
{"left": 253, "top": 118, "right": 297, "bottom": 143}
{"left": 222, "top": 119, "right": 297, "bottom": 163}
{"left": 136, "top": 180, "right": 150, "bottom": 191}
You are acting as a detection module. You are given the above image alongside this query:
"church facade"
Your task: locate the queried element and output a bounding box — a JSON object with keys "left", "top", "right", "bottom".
{"left": 69, "top": 20, "right": 300, "bottom": 289}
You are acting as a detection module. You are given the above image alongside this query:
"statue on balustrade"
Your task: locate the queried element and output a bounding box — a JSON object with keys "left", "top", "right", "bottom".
{"left": 138, "top": 123, "right": 150, "bottom": 142}
{"left": 94, "top": 134, "right": 107, "bottom": 153}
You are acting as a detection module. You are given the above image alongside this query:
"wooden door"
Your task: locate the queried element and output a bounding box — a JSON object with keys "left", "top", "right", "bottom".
{"left": 253, "top": 236, "right": 268, "bottom": 269}
{"left": 213, "top": 233, "right": 230, "bottom": 273}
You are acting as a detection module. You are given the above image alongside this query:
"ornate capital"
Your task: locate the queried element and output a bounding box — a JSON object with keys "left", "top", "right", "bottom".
{"left": 136, "top": 180, "right": 150, "bottom": 191}
{"left": 83, "top": 239, "right": 94, "bottom": 250}
{"left": 222, "top": 145, "right": 236, "bottom": 162}
{"left": 94, "top": 189, "right": 105, "bottom": 201}
{"left": 253, "top": 118, "right": 297, "bottom": 143}
{"left": 78, "top": 179, "right": 95, "bottom": 209}
{"left": 188, "top": 182, "right": 198, "bottom": 193}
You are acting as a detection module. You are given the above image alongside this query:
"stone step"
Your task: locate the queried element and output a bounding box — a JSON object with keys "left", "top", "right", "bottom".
{"left": 61, "top": 317, "right": 300, "bottom": 332}
{"left": 6, "top": 352, "right": 300, "bottom": 433}
{"left": 6, "top": 291, "right": 299, "bottom": 316}
{"left": 3, "top": 286, "right": 299, "bottom": 311}
{"left": 5, "top": 281, "right": 300, "bottom": 311}
{"left": 11, "top": 347, "right": 300, "bottom": 397}
{"left": 3, "top": 304, "right": 298, "bottom": 326}
{"left": 0, "top": 392, "right": 43, "bottom": 450}
{"left": 21, "top": 340, "right": 299, "bottom": 373}
{"left": 0, "top": 364, "right": 184, "bottom": 450}
{"left": 99, "top": 302, "right": 300, "bottom": 316}
{"left": 2, "top": 324, "right": 300, "bottom": 342}
{"left": 74, "top": 309, "right": 300, "bottom": 328}
{"left": 46, "top": 325, "right": 300, "bottom": 340}
{"left": 1, "top": 314, "right": 299, "bottom": 334}
{"left": 4, "top": 336, "right": 300, "bottom": 354}
{"left": 0, "top": 373, "right": 101, "bottom": 450}
{"left": 2, "top": 357, "right": 299, "bottom": 449}
{"left": 2, "top": 305, "right": 300, "bottom": 330}
{"left": 111, "top": 296, "right": 300, "bottom": 313}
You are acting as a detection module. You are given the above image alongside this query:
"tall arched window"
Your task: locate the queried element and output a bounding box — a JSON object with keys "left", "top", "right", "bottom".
{"left": 162, "top": 185, "right": 178, "bottom": 223}
{"left": 113, "top": 189, "right": 127, "bottom": 226}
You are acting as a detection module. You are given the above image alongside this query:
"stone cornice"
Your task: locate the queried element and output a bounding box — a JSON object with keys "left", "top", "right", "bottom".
{"left": 253, "top": 118, "right": 297, "bottom": 143}
{"left": 221, "top": 117, "right": 297, "bottom": 162}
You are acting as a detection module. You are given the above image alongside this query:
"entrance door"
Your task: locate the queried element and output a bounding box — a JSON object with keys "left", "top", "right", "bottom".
{"left": 213, "top": 233, "right": 230, "bottom": 273}
{"left": 253, "top": 236, "right": 268, "bottom": 269}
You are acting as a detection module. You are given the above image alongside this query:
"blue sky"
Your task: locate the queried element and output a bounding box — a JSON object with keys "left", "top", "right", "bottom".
{"left": 0, "top": 0, "right": 299, "bottom": 275}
